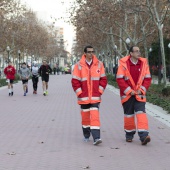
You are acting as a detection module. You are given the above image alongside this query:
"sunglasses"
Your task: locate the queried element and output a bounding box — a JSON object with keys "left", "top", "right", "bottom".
{"left": 87, "top": 51, "right": 95, "bottom": 54}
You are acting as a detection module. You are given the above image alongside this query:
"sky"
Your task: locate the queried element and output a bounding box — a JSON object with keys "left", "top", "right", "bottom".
{"left": 20, "top": 0, "right": 75, "bottom": 52}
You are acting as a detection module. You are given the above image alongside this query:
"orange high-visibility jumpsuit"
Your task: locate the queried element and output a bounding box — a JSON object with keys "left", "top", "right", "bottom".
{"left": 71, "top": 54, "right": 107, "bottom": 141}
{"left": 116, "top": 55, "right": 151, "bottom": 141}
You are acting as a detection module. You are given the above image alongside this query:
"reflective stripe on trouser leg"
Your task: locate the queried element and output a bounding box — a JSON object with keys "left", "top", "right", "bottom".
{"left": 136, "top": 112, "right": 149, "bottom": 140}
{"left": 124, "top": 114, "right": 136, "bottom": 132}
{"left": 123, "top": 97, "right": 136, "bottom": 138}
{"left": 90, "top": 104, "right": 100, "bottom": 141}
{"left": 134, "top": 100, "right": 149, "bottom": 140}
{"left": 81, "top": 108, "right": 91, "bottom": 138}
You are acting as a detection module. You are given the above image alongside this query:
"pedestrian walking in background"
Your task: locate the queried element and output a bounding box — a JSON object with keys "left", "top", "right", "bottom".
{"left": 116, "top": 46, "right": 152, "bottom": 145}
{"left": 53, "top": 64, "right": 57, "bottom": 75}
{"left": 38, "top": 60, "right": 52, "bottom": 96}
{"left": 4, "top": 61, "right": 16, "bottom": 96}
{"left": 31, "top": 61, "right": 39, "bottom": 94}
{"left": 56, "top": 64, "right": 59, "bottom": 75}
{"left": 19, "top": 62, "right": 31, "bottom": 96}
{"left": 71, "top": 45, "right": 107, "bottom": 145}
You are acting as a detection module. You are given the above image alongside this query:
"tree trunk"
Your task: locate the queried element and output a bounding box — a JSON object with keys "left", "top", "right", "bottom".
{"left": 158, "top": 25, "right": 167, "bottom": 87}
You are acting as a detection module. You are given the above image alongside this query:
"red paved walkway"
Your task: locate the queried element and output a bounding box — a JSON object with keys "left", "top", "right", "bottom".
{"left": 0, "top": 74, "right": 170, "bottom": 170}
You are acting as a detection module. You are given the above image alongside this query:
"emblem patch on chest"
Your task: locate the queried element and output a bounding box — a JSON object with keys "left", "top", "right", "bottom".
{"left": 96, "top": 69, "right": 100, "bottom": 74}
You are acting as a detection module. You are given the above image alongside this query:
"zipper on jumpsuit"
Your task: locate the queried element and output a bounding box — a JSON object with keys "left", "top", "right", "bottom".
{"left": 88, "top": 66, "right": 92, "bottom": 102}
{"left": 124, "top": 60, "right": 144, "bottom": 99}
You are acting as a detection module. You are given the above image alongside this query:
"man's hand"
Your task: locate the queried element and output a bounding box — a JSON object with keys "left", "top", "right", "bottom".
{"left": 130, "top": 91, "right": 135, "bottom": 95}
{"left": 136, "top": 90, "right": 142, "bottom": 95}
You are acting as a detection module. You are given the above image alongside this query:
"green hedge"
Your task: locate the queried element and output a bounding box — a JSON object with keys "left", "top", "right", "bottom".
{"left": 0, "top": 79, "right": 7, "bottom": 87}
{"left": 0, "top": 74, "right": 20, "bottom": 87}
{"left": 107, "top": 74, "right": 170, "bottom": 114}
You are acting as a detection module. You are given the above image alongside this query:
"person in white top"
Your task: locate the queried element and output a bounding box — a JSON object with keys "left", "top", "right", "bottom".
{"left": 31, "top": 61, "right": 39, "bottom": 94}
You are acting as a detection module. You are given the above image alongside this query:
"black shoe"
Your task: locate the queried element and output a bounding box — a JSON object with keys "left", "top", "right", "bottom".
{"left": 9, "top": 93, "right": 11, "bottom": 96}
{"left": 43, "top": 93, "right": 46, "bottom": 96}
{"left": 126, "top": 138, "right": 133, "bottom": 142}
{"left": 141, "top": 136, "right": 151, "bottom": 145}
{"left": 11, "top": 92, "right": 13, "bottom": 96}
{"left": 93, "top": 139, "right": 102, "bottom": 145}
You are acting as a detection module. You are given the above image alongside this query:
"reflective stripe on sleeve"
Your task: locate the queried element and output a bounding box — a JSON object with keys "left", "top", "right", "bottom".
{"left": 124, "top": 86, "right": 131, "bottom": 94}
{"left": 81, "top": 78, "right": 87, "bottom": 81}
{"left": 72, "top": 75, "right": 81, "bottom": 81}
{"left": 77, "top": 62, "right": 82, "bottom": 70}
{"left": 98, "top": 61, "right": 101, "bottom": 69}
{"left": 116, "top": 75, "right": 124, "bottom": 79}
{"left": 100, "top": 74, "right": 106, "bottom": 77}
{"left": 140, "top": 86, "right": 146, "bottom": 92}
{"left": 91, "top": 77, "right": 100, "bottom": 80}
{"left": 75, "top": 88, "right": 82, "bottom": 93}
{"left": 144, "top": 74, "right": 151, "bottom": 78}
{"left": 121, "top": 95, "right": 127, "bottom": 100}
{"left": 99, "top": 86, "right": 104, "bottom": 91}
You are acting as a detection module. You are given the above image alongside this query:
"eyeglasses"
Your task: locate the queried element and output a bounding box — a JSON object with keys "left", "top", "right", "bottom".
{"left": 86, "top": 51, "right": 95, "bottom": 54}
{"left": 133, "top": 51, "right": 141, "bottom": 54}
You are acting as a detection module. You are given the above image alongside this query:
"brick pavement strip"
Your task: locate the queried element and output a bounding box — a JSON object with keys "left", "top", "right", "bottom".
{"left": 0, "top": 75, "right": 170, "bottom": 170}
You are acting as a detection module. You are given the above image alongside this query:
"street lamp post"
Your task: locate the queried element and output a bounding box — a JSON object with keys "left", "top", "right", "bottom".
{"left": 114, "top": 45, "right": 117, "bottom": 79}
{"left": 149, "top": 48, "right": 152, "bottom": 63}
{"left": 6, "top": 46, "right": 10, "bottom": 63}
{"left": 18, "top": 50, "right": 21, "bottom": 72}
{"left": 149, "top": 48, "right": 152, "bottom": 77}
{"left": 125, "top": 38, "right": 131, "bottom": 50}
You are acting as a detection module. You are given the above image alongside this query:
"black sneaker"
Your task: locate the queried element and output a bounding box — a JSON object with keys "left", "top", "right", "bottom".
{"left": 43, "top": 93, "right": 46, "bottom": 96}
{"left": 93, "top": 139, "right": 102, "bottom": 145}
{"left": 11, "top": 92, "right": 13, "bottom": 96}
{"left": 9, "top": 93, "right": 11, "bottom": 96}
{"left": 126, "top": 138, "right": 133, "bottom": 142}
{"left": 141, "top": 136, "right": 151, "bottom": 145}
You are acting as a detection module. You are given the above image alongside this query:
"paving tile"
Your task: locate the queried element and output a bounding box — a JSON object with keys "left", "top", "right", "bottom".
{"left": 0, "top": 74, "right": 170, "bottom": 170}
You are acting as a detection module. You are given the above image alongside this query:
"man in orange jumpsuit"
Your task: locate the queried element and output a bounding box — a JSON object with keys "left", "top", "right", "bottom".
{"left": 71, "top": 45, "right": 107, "bottom": 145}
{"left": 116, "top": 46, "right": 151, "bottom": 145}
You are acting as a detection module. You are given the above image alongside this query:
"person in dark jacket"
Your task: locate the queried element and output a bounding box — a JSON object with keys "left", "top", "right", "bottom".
{"left": 38, "top": 60, "right": 52, "bottom": 96}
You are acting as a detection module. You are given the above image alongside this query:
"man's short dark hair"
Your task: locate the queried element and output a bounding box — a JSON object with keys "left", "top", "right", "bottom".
{"left": 84, "top": 45, "right": 93, "bottom": 53}
{"left": 22, "top": 62, "right": 26, "bottom": 65}
{"left": 129, "top": 46, "right": 138, "bottom": 54}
